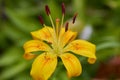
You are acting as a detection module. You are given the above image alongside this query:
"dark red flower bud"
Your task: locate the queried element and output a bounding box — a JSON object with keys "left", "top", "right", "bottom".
{"left": 45, "top": 5, "right": 50, "bottom": 15}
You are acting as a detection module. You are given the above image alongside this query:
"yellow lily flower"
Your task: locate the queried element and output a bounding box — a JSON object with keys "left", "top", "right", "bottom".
{"left": 23, "top": 3, "right": 96, "bottom": 80}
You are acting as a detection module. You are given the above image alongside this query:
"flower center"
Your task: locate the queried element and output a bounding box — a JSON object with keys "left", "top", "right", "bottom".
{"left": 51, "top": 18, "right": 64, "bottom": 55}
{"left": 39, "top": 4, "right": 78, "bottom": 55}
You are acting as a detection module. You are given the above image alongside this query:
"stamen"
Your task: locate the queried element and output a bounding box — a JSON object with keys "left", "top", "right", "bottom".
{"left": 58, "top": 3, "right": 66, "bottom": 43}
{"left": 65, "top": 22, "right": 69, "bottom": 32}
{"left": 38, "top": 16, "right": 44, "bottom": 26}
{"left": 61, "top": 3, "right": 65, "bottom": 27}
{"left": 45, "top": 5, "right": 55, "bottom": 32}
{"left": 60, "top": 3, "right": 65, "bottom": 35}
{"left": 45, "top": 5, "right": 57, "bottom": 44}
{"left": 72, "top": 13, "right": 78, "bottom": 24}
{"left": 45, "top": 5, "right": 51, "bottom": 15}
{"left": 62, "top": 3, "right": 65, "bottom": 15}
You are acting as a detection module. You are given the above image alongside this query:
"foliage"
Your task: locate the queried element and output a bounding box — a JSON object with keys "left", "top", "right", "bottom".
{"left": 0, "top": 0, "right": 120, "bottom": 80}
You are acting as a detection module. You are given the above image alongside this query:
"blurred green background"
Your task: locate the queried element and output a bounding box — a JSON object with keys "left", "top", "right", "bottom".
{"left": 0, "top": 0, "right": 120, "bottom": 80}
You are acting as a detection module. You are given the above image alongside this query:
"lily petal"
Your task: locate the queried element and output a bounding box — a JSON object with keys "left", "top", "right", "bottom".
{"left": 31, "top": 53, "right": 57, "bottom": 80}
{"left": 60, "top": 30, "right": 77, "bottom": 47}
{"left": 31, "top": 26, "right": 54, "bottom": 43}
{"left": 64, "top": 40, "right": 96, "bottom": 64}
{"left": 60, "top": 53, "right": 82, "bottom": 78}
{"left": 23, "top": 40, "right": 51, "bottom": 60}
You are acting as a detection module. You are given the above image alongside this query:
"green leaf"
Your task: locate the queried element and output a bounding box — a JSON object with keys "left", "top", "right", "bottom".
{"left": 96, "top": 41, "right": 120, "bottom": 51}
{"left": 5, "top": 8, "right": 40, "bottom": 33}
{"left": 0, "top": 47, "right": 22, "bottom": 67}
{"left": 0, "top": 61, "right": 28, "bottom": 80}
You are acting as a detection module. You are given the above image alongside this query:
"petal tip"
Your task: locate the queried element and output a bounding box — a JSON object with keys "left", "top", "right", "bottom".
{"left": 88, "top": 58, "right": 96, "bottom": 64}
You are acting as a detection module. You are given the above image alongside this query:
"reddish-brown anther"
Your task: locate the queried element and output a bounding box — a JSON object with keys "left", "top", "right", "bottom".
{"left": 65, "top": 22, "right": 69, "bottom": 32}
{"left": 72, "top": 13, "right": 78, "bottom": 24}
{"left": 62, "top": 3, "right": 65, "bottom": 15}
{"left": 38, "top": 16, "right": 44, "bottom": 25}
{"left": 45, "top": 5, "right": 50, "bottom": 15}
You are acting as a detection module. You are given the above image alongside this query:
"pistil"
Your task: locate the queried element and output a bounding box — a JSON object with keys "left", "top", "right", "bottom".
{"left": 56, "top": 18, "right": 60, "bottom": 37}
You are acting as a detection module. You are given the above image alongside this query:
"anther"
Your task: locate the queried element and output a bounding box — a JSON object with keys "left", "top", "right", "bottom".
{"left": 72, "top": 13, "right": 78, "bottom": 24}
{"left": 65, "top": 22, "right": 69, "bottom": 32}
{"left": 45, "top": 5, "right": 51, "bottom": 15}
{"left": 62, "top": 3, "right": 65, "bottom": 15}
{"left": 38, "top": 16, "right": 44, "bottom": 26}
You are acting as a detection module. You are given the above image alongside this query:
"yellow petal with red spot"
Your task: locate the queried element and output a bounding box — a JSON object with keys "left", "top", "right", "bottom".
{"left": 60, "top": 53, "right": 82, "bottom": 78}
{"left": 64, "top": 40, "right": 96, "bottom": 64}
{"left": 23, "top": 53, "right": 36, "bottom": 60}
{"left": 30, "top": 53, "right": 57, "bottom": 80}
{"left": 23, "top": 40, "right": 51, "bottom": 60}
{"left": 31, "top": 26, "right": 53, "bottom": 43}
{"left": 60, "top": 29, "right": 77, "bottom": 47}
